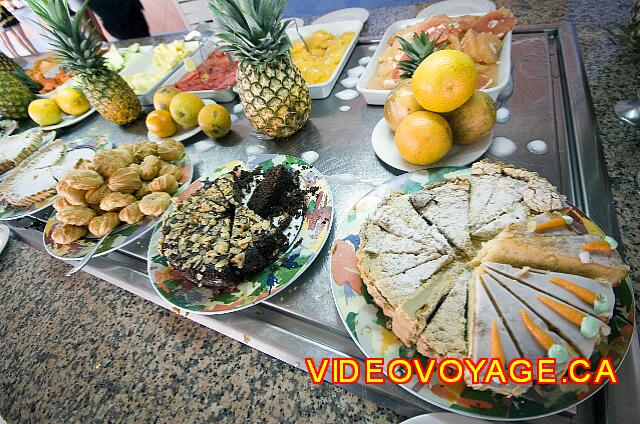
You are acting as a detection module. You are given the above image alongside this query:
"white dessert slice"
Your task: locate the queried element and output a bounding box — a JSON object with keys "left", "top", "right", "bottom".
{"left": 363, "top": 255, "right": 451, "bottom": 319}
{"left": 392, "top": 262, "right": 469, "bottom": 345}
{"left": 487, "top": 268, "right": 610, "bottom": 358}
{"left": 484, "top": 262, "right": 615, "bottom": 321}
{"left": 0, "top": 128, "right": 43, "bottom": 172}
{"left": 481, "top": 273, "right": 576, "bottom": 379}
{"left": 371, "top": 194, "right": 452, "bottom": 255}
{"left": 416, "top": 274, "right": 468, "bottom": 358}
{"left": 466, "top": 272, "right": 531, "bottom": 397}
{"left": 358, "top": 250, "right": 441, "bottom": 283}
{"left": 409, "top": 178, "right": 473, "bottom": 255}
{"left": 359, "top": 222, "right": 437, "bottom": 255}
{"left": 471, "top": 202, "right": 528, "bottom": 239}
{"left": 474, "top": 233, "right": 630, "bottom": 286}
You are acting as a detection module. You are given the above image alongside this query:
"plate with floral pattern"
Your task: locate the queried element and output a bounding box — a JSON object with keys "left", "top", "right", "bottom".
{"left": 0, "top": 135, "right": 109, "bottom": 221}
{"left": 42, "top": 151, "right": 193, "bottom": 260}
{"left": 147, "top": 154, "right": 334, "bottom": 314}
{"left": 330, "top": 166, "right": 635, "bottom": 421}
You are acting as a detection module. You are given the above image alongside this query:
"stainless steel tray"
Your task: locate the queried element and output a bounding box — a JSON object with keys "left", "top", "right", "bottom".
{"left": 9, "top": 23, "right": 639, "bottom": 423}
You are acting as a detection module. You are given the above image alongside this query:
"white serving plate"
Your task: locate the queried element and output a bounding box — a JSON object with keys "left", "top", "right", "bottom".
{"left": 356, "top": 14, "right": 512, "bottom": 105}
{"left": 416, "top": 0, "right": 495, "bottom": 18}
{"left": 311, "top": 7, "right": 370, "bottom": 24}
{"left": 286, "top": 20, "right": 363, "bottom": 99}
{"left": 39, "top": 107, "right": 96, "bottom": 131}
{"left": 34, "top": 63, "right": 77, "bottom": 99}
{"left": 120, "top": 41, "right": 200, "bottom": 106}
{"left": 163, "top": 43, "right": 237, "bottom": 103}
{"left": 371, "top": 117, "right": 492, "bottom": 171}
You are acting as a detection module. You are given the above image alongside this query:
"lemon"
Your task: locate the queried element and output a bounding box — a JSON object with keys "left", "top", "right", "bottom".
{"left": 153, "top": 86, "right": 182, "bottom": 111}
{"left": 198, "top": 104, "right": 231, "bottom": 139}
{"left": 394, "top": 111, "right": 452, "bottom": 165}
{"left": 443, "top": 91, "right": 496, "bottom": 145}
{"left": 384, "top": 79, "right": 424, "bottom": 132}
{"left": 169, "top": 92, "right": 204, "bottom": 128}
{"left": 28, "top": 99, "right": 62, "bottom": 126}
{"left": 412, "top": 50, "right": 477, "bottom": 113}
{"left": 55, "top": 87, "right": 90, "bottom": 115}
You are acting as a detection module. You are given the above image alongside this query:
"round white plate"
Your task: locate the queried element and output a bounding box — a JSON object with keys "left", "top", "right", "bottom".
{"left": 39, "top": 107, "right": 96, "bottom": 131}
{"left": 0, "top": 224, "right": 9, "bottom": 255}
{"left": 148, "top": 99, "right": 215, "bottom": 143}
{"left": 312, "top": 7, "right": 369, "bottom": 25}
{"left": 416, "top": 0, "right": 496, "bottom": 18}
{"left": 402, "top": 413, "right": 490, "bottom": 424}
{"left": 371, "top": 117, "right": 492, "bottom": 172}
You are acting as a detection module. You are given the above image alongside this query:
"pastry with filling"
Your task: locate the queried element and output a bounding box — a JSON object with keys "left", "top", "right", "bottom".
{"left": 113, "top": 146, "right": 134, "bottom": 166}
{"left": 84, "top": 184, "right": 110, "bottom": 205}
{"left": 51, "top": 224, "right": 87, "bottom": 245}
{"left": 148, "top": 174, "right": 178, "bottom": 195}
{"left": 64, "top": 170, "right": 104, "bottom": 191}
{"left": 88, "top": 212, "right": 120, "bottom": 237}
{"left": 119, "top": 201, "right": 145, "bottom": 224}
{"left": 92, "top": 149, "right": 128, "bottom": 177}
{"left": 139, "top": 192, "right": 171, "bottom": 217}
{"left": 156, "top": 138, "right": 184, "bottom": 161}
{"left": 57, "top": 180, "right": 87, "bottom": 206}
{"left": 133, "top": 141, "right": 157, "bottom": 162}
{"left": 57, "top": 205, "right": 97, "bottom": 226}
{"left": 108, "top": 167, "right": 143, "bottom": 194}
{"left": 158, "top": 161, "right": 183, "bottom": 181}
{"left": 100, "top": 192, "right": 136, "bottom": 211}
{"left": 135, "top": 182, "right": 151, "bottom": 200}
{"left": 139, "top": 155, "right": 161, "bottom": 181}
{"left": 53, "top": 196, "right": 72, "bottom": 211}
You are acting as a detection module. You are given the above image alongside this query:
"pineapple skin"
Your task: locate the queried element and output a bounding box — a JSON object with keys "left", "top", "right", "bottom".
{"left": 0, "top": 53, "right": 20, "bottom": 73}
{"left": 0, "top": 71, "right": 33, "bottom": 119}
{"left": 236, "top": 58, "right": 310, "bottom": 138}
{"left": 78, "top": 71, "right": 141, "bottom": 126}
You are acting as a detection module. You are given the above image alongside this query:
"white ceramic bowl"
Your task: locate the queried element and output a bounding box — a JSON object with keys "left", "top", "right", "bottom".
{"left": 286, "top": 20, "right": 363, "bottom": 99}
{"left": 356, "top": 14, "right": 512, "bottom": 105}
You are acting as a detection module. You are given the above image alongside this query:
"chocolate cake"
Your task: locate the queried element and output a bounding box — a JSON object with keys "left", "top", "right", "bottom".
{"left": 247, "top": 165, "right": 304, "bottom": 219}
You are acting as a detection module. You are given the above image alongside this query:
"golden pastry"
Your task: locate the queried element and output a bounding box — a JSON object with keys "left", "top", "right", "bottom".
{"left": 64, "top": 170, "right": 104, "bottom": 190}
{"left": 133, "top": 141, "right": 158, "bottom": 162}
{"left": 113, "top": 146, "right": 134, "bottom": 166}
{"left": 53, "top": 196, "right": 72, "bottom": 211}
{"left": 100, "top": 192, "right": 136, "bottom": 211}
{"left": 92, "top": 149, "right": 128, "bottom": 177}
{"left": 74, "top": 158, "right": 95, "bottom": 171}
{"left": 56, "top": 180, "right": 87, "bottom": 206}
{"left": 135, "top": 182, "right": 151, "bottom": 200}
{"left": 57, "top": 205, "right": 97, "bottom": 226}
{"left": 51, "top": 224, "right": 87, "bottom": 245}
{"left": 158, "top": 161, "right": 183, "bottom": 181}
{"left": 157, "top": 139, "right": 185, "bottom": 161}
{"left": 148, "top": 174, "right": 178, "bottom": 195}
{"left": 108, "top": 167, "right": 142, "bottom": 194}
{"left": 118, "top": 143, "right": 135, "bottom": 157}
{"left": 127, "top": 163, "right": 141, "bottom": 177}
{"left": 139, "top": 192, "right": 171, "bottom": 217}
{"left": 89, "top": 204, "right": 107, "bottom": 214}
{"left": 88, "top": 212, "right": 121, "bottom": 237}
{"left": 119, "top": 201, "right": 145, "bottom": 224}
{"left": 139, "top": 155, "right": 161, "bottom": 181}
{"left": 85, "top": 183, "right": 111, "bottom": 205}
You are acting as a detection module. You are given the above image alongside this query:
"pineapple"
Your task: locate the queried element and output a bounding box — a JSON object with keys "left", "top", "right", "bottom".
{"left": 397, "top": 32, "right": 447, "bottom": 78}
{"left": 0, "top": 52, "right": 21, "bottom": 73}
{"left": 25, "top": 0, "right": 141, "bottom": 125}
{"left": 0, "top": 72, "right": 34, "bottom": 119}
{"left": 208, "top": 0, "right": 310, "bottom": 138}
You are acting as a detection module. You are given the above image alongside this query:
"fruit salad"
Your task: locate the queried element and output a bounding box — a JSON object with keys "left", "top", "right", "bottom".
{"left": 124, "top": 40, "right": 196, "bottom": 95}
{"left": 174, "top": 50, "right": 237, "bottom": 91}
{"left": 27, "top": 57, "right": 76, "bottom": 94}
{"left": 104, "top": 43, "right": 143, "bottom": 72}
{"left": 369, "top": 7, "right": 516, "bottom": 90}
{"left": 291, "top": 30, "right": 355, "bottom": 84}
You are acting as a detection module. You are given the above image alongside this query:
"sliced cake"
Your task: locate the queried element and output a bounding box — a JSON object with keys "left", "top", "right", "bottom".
{"left": 486, "top": 267, "right": 610, "bottom": 358}
{"left": 484, "top": 262, "right": 615, "bottom": 321}
{"left": 502, "top": 212, "right": 579, "bottom": 237}
{"left": 416, "top": 275, "right": 468, "bottom": 358}
{"left": 474, "top": 233, "right": 630, "bottom": 285}
{"left": 359, "top": 221, "right": 435, "bottom": 255}
{"left": 247, "top": 165, "right": 304, "bottom": 219}
{"left": 470, "top": 202, "right": 528, "bottom": 239}
{"left": 0, "top": 128, "right": 43, "bottom": 173}
{"left": 393, "top": 263, "right": 470, "bottom": 345}
{"left": 410, "top": 178, "right": 474, "bottom": 255}
{"left": 371, "top": 194, "right": 452, "bottom": 255}
{"left": 357, "top": 250, "right": 441, "bottom": 283}
{"left": 362, "top": 255, "right": 452, "bottom": 318}
{"left": 466, "top": 273, "right": 531, "bottom": 396}
{"left": 481, "top": 272, "right": 576, "bottom": 378}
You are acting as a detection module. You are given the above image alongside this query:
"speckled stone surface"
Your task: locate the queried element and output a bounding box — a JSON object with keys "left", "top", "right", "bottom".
{"left": 1, "top": 1, "right": 639, "bottom": 422}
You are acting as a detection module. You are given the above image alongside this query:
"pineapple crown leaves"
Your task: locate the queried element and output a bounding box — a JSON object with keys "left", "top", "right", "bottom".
{"left": 208, "top": 0, "right": 292, "bottom": 63}
{"left": 24, "top": 0, "right": 106, "bottom": 75}
{"left": 397, "top": 31, "right": 447, "bottom": 78}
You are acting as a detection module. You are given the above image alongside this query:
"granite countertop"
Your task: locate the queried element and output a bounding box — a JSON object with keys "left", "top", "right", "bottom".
{"left": 1, "top": 1, "right": 639, "bottom": 422}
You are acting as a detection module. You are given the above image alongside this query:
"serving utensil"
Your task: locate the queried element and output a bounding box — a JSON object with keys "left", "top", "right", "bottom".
{"left": 614, "top": 98, "right": 640, "bottom": 126}
{"left": 65, "top": 224, "right": 130, "bottom": 276}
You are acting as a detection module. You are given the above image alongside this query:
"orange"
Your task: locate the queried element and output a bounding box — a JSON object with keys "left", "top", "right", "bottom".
{"left": 169, "top": 92, "right": 205, "bottom": 128}
{"left": 443, "top": 90, "right": 495, "bottom": 145}
{"left": 153, "top": 86, "right": 181, "bottom": 111}
{"left": 394, "top": 111, "right": 452, "bottom": 165}
{"left": 412, "top": 50, "right": 477, "bottom": 113}
{"left": 146, "top": 109, "right": 177, "bottom": 138}
{"left": 384, "top": 79, "right": 424, "bottom": 132}
{"left": 198, "top": 104, "right": 231, "bottom": 139}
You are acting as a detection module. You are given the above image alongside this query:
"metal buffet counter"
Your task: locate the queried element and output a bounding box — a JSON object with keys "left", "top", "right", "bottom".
{"left": 8, "top": 23, "right": 640, "bottom": 422}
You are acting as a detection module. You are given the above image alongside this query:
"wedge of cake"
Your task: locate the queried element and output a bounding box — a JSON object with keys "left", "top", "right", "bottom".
{"left": 416, "top": 275, "right": 468, "bottom": 358}
{"left": 362, "top": 255, "right": 452, "bottom": 318}
{"left": 466, "top": 272, "right": 531, "bottom": 396}
{"left": 474, "top": 233, "right": 630, "bottom": 285}
{"left": 484, "top": 262, "right": 615, "bottom": 321}
{"left": 371, "top": 194, "right": 452, "bottom": 256}
{"left": 486, "top": 267, "right": 610, "bottom": 358}
{"left": 501, "top": 212, "right": 579, "bottom": 237}
{"left": 470, "top": 202, "right": 528, "bottom": 239}
{"left": 0, "top": 128, "right": 43, "bottom": 173}
{"left": 357, "top": 250, "right": 441, "bottom": 283}
{"left": 481, "top": 272, "right": 576, "bottom": 378}
{"left": 393, "top": 263, "right": 470, "bottom": 345}
{"left": 359, "top": 221, "right": 435, "bottom": 255}
{"left": 410, "top": 178, "right": 474, "bottom": 255}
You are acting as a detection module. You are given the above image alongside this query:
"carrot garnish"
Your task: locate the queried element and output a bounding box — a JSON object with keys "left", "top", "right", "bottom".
{"left": 537, "top": 296, "right": 585, "bottom": 326}
{"left": 548, "top": 276, "right": 597, "bottom": 304}
{"left": 520, "top": 309, "right": 554, "bottom": 350}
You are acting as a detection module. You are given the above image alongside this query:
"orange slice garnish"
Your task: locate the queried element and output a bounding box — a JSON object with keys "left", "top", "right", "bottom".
{"left": 548, "top": 276, "right": 597, "bottom": 304}
{"left": 520, "top": 309, "right": 554, "bottom": 350}
{"left": 537, "top": 296, "right": 585, "bottom": 326}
